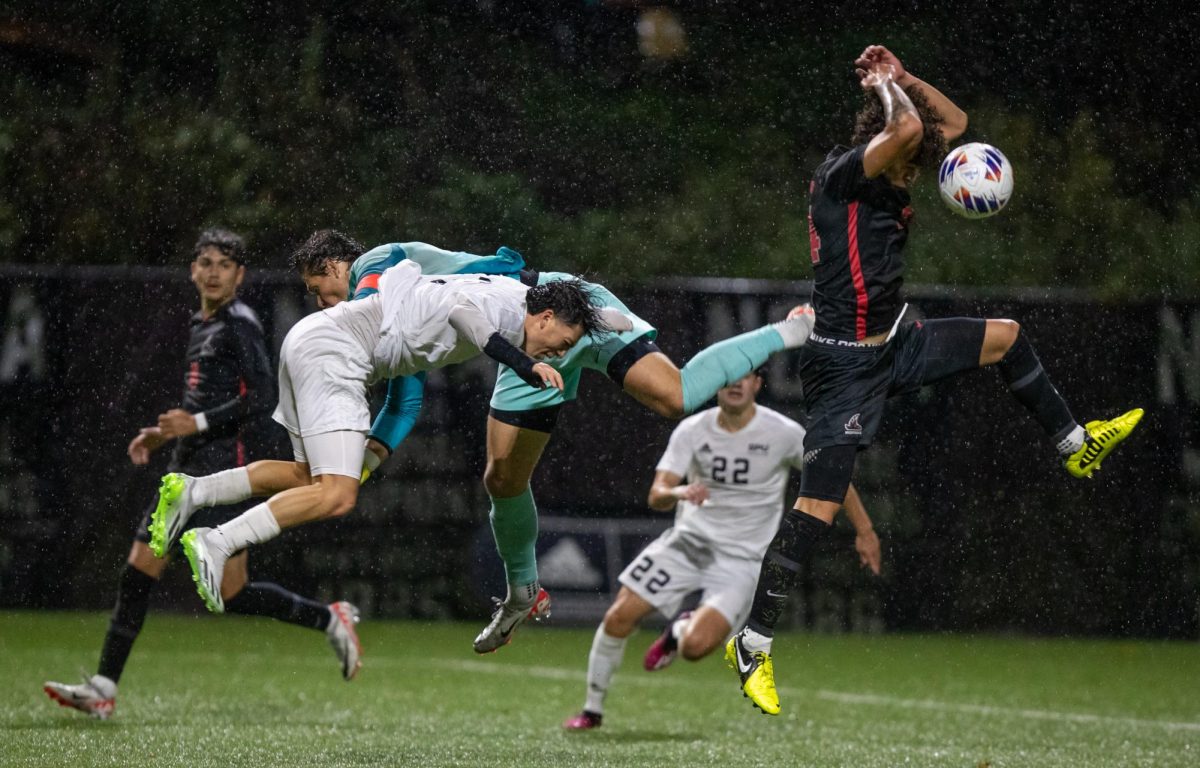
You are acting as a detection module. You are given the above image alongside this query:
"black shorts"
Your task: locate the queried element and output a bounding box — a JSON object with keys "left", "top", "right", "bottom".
{"left": 801, "top": 318, "right": 986, "bottom": 452}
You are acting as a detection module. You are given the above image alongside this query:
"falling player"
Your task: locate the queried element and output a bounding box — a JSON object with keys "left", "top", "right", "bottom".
{"left": 155, "top": 261, "right": 608, "bottom": 613}
{"left": 265, "top": 231, "right": 816, "bottom": 654}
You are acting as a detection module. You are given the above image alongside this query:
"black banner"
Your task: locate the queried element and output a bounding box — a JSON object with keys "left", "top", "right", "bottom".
{"left": 1, "top": 267, "right": 1196, "bottom": 638}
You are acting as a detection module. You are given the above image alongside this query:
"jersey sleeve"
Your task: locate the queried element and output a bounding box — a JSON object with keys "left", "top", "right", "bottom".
{"left": 201, "top": 317, "right": 275, "bottom": 431}
{"left": 351, "top": 244, "right": 405, "bottom": 300}
{"left": 369, "top": 373, "right": 426, "bottom": 453}
{"left": 820, "top": 145, "right": 868, "bottom": 202}
{"left": 655, "top": 419, "right": 695, "bottom": 477}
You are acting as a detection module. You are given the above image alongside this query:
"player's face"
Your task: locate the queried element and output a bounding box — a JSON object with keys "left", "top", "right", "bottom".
{"left": 717, "top": 372, "right": 762, "bottom": 412}
{"left": 302, "top": 261, "right": 351, "bottom": 309}
{"left": 522, "top": 312, "right": 585, "bottom": 360}
{"left": 191, "top": 247, "right": 244, "bottom": 307}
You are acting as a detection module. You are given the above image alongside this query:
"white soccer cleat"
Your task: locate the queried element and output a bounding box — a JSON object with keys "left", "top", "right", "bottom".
{"left": 148, "top": 472, "right": 197, "bottom": 557}
{"left": 181, "top": 527, "right": 228, "bottom": 614}
{"left": 772, "top": 304, "right": 815, "bottom": 349}
{"left": 326, "top": 601, "right": 363, "bottom": 681}
{"left": 472, "top": 588, "right": 551, "bottom": 654}
{"left": 43, "top": 674, "right": 117, "bottom": 720}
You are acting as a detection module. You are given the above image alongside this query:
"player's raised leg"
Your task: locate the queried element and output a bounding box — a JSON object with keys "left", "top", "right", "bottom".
{"left": 622, "top": 310, "right": 815, "bottom": 420}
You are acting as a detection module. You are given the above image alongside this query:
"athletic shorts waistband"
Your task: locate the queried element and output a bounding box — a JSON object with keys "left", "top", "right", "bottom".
{"left": 809, "top": 332, "right": 887, "bottom": 349}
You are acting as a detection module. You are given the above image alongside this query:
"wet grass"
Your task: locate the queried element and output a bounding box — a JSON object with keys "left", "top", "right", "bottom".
{"left": 4, "top": 611, "right": 1199, "bottom": 767}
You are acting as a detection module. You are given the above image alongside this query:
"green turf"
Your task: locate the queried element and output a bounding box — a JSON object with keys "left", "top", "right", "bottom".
{"left": 4, "top": 611, "right": 1198, "bottom": 767}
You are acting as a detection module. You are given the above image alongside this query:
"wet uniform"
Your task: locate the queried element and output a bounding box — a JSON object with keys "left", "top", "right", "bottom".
{"left": 135, "top": 299, "right": 276, "bottom": 543}
{"left": 800, "top": 144, "right": 984, "bottom": 502}
{"left": 347, "top": 243, "right": 660, "bottom": 446}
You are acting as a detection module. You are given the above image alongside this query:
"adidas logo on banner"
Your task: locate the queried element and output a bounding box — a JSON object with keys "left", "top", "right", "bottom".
{"left": 539, "top": 537, "right": 603, "bottom": 589}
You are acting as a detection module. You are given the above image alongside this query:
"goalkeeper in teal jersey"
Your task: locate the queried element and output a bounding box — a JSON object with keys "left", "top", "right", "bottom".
{"left": 290, "top": 229, "right": 815, "bottom": 653}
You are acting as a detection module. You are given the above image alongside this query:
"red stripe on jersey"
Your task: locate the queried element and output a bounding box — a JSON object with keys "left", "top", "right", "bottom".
{"left": 846, "top": 202, "right": 868, "bottom": 340}
{"left": 359, "top": 273, "right": 381, "bottom": 292}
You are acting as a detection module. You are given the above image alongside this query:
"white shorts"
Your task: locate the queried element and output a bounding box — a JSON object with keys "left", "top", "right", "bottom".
{"left": 288, "top": 430, "right": 365, "bottom": 479}
{"left": 618, "top": 527, "right": 761, "bottom": 630}
{"left": 273, "top": 311, "right": 373, "bottom": 438}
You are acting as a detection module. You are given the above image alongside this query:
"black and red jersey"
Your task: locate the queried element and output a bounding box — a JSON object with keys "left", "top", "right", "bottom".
{"left": 173, "top": 298, "right": 274, "bottom": 470}
{"left": 807, "top": 145, "right": 913, "bottom": 341}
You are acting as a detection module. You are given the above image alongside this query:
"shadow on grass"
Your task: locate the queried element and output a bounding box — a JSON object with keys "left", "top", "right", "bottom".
{"left": 565, "top": 728, "right": 705, "bottom": 744}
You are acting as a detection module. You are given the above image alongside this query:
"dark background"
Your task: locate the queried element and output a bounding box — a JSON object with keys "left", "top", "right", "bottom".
{"left": 2, "top": 268, "right": 1196, "bottom": 638}
{"left": 1, "top": 2, "right": 1196, "bottom": 293}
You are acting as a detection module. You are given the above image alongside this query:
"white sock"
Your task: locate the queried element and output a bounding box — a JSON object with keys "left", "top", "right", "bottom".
{"left": 670, "top": 616, "right": 690, "bottom": 643}
{"left": 771, "top": 311, "right": 814, "bottom": 349}
{"left": 506, "top": 581, "right": 539, "bottom": 607}
{"left": 584, "top": 625, "right": 627, "bottom": 715}
{"left": 1057, "top": 424, "right": 1087, "bottom": 455}
{"left": 210, "top": 502, "right": 281, "bottom": 556}
{"left": 191, "top": 468, "right": 253, "bottom": 507}
{"left": 740, "top": 626, "right": 773, "bottom": 654}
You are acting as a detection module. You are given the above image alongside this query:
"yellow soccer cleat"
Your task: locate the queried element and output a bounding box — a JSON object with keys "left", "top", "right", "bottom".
{"left": 725, "top": 634, "right": 780, "bottom": 715}
{"left": 1064, "top": 408, "right": 1144, "bottom": 479}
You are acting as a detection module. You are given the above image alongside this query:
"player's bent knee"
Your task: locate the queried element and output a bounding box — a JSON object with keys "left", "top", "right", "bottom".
{"left": 483, "top": 464, "right": 528, "bottom": 499}
{"left": 601, "top": 605, "right": 638, "bottom": 638}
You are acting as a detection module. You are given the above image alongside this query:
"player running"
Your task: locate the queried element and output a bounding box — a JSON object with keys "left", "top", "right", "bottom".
{"left": 273, "top": 231, "right": 815, "bottom": 653}
{"left": 562, "top": 370, "right": 880, "bottom": 730}
{"left": 43, "top": 230, "right": 361, "bottom": 720}
{"left": 155, "top": 260, "right": 607, "bottom": 613}
{"left": 726, "top": 45, "right": 1144, "bottom": 716}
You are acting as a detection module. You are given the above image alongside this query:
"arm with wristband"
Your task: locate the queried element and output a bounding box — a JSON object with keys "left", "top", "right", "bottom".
{"left": 360, "top": 373, "right": 426, "bottom": 483}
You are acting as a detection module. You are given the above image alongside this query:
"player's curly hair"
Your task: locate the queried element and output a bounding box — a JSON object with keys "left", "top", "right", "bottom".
{"left": 193, "top": 228, "right": 246, "bottom": 265}
{"left": 289, "top": 229, "right": 366, "bottom": 275}
{"left": 851, "top": 85, "right": 947, "bottom": 179}
{"left": 525, "top": 278, "right": 610, "bottom": 339}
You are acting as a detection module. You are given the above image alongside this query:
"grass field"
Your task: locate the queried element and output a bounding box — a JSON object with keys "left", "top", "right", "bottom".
{"left": 3, "top": 611, "right": 1198, "bottom": 767}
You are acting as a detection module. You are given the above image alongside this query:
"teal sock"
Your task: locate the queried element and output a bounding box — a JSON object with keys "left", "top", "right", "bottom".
{"left": 680, "top": 326, "right": 784, "bottom": 413}
{"left": 489, "top": 488, "right": 539, "bottom": 586}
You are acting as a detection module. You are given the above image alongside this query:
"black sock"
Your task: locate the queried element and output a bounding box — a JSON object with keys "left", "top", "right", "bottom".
{"left": 224, "top": 582, "right": 332, "bottom": 631}
{"left": 97, "top": 564, "right": 158, "bottom": 683}
{"left": 746, "top": 510, "right": 829, "bottom": 637}
{"left": 996, "top": 332, "right": 1077, "bottom": 442}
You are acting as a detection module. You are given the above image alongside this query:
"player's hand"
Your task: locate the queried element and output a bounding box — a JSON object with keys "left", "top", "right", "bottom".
{"left": 157, "top": 408, "right": 198, "bottom": 439}
{"left": 859, "top": 59, "right": 895, "bottom": 90}
{"left": 531, "top": 362, "right": 564, "bottom": 390}
{"left": 673, "top": 483, "right": 709, "bottom": 506}
{"left": 127, "top": 427, "right": 167, "bottom": 465}
{"left": 855, "top": 45, "right": 909, "bottom": 86}
{"left": 855, "top": 528, "right": 882, "bottom": 575}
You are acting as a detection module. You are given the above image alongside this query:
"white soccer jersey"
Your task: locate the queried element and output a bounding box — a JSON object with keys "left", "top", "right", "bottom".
{"left": 330, "top": 260, "right": 530, "bottom": 382}
{"left": 656, "top": 405, "right": 806, "bottom": 561}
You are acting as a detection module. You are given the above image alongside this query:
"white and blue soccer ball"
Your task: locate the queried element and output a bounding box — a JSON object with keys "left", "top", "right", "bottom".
{"left": 937, "top": 142, "right": 1014, "bottom": 219}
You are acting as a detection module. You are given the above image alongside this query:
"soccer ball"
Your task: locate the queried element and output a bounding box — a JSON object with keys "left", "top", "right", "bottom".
{"left": 937, "top": 142, "right": 1014, "bottom": 219}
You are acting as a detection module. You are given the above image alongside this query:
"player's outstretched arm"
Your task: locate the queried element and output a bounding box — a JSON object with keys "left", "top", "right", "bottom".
{"left": 648, "top": 470, "right": 708, "bottom": 511}
{"left": 842, "top": 483, "right": 881, "bottom": 575}
{"left": 859, "top": 60, "right": 924, "bottom": 179}
{"left": 855, "top": 45, "right": 967, "bottom": 141}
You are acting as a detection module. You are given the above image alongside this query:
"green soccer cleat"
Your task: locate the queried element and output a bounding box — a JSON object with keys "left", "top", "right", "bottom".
{"left": 725, "top": 633, "right": 780, "bottom": 715}
{"left": 1064, "top": 408, "right": 1145, "bottom": 479}
{"left": 181, "top": 528, "right": 227, "bottom": 614}
{"left": 148, "top": 473, "right": 196, "bottom": 557}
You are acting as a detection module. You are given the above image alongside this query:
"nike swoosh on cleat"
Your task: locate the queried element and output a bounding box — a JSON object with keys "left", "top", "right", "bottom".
{"left": 765, "top": 590, "right": 788, "bottom": 598}
{"left": 735, "top": 646, "right": 754, "bottom": 675}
